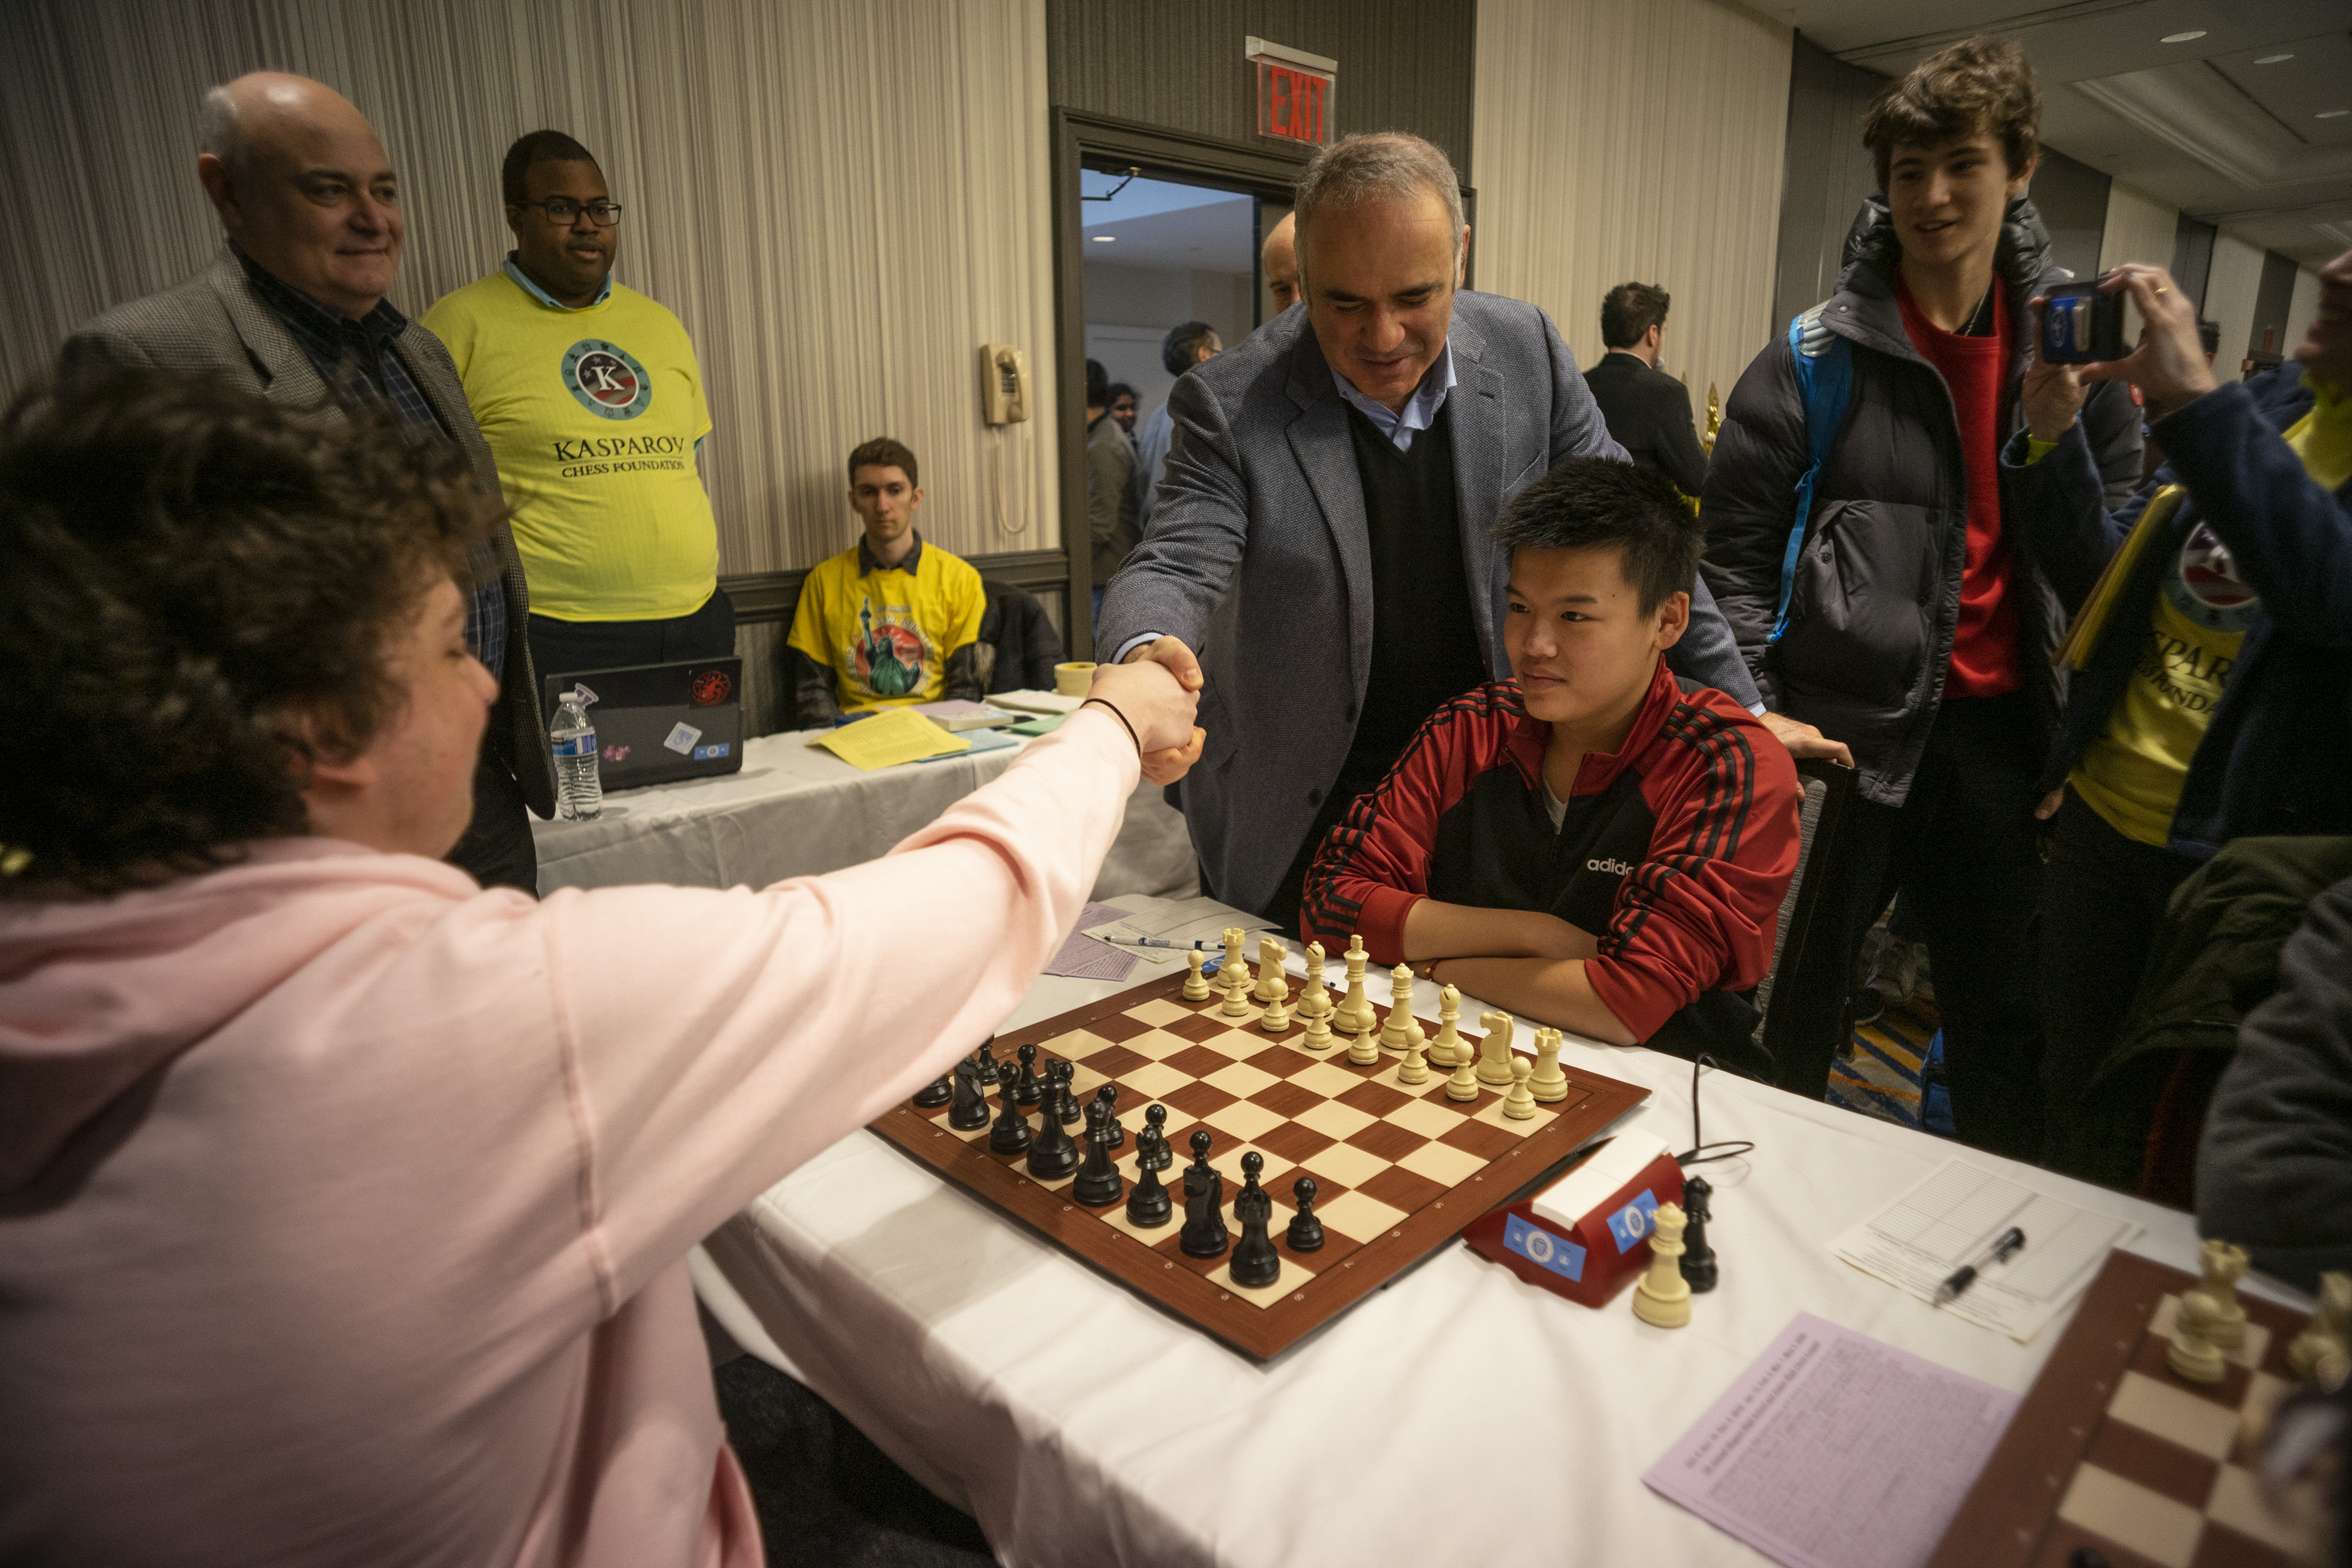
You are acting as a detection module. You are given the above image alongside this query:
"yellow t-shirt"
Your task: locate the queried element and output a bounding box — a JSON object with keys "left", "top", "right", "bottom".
{"left": 2072, "top": 378, "right": 2351, "bottom": 845}
{"left": 422, "top": 268, "right": 718, "bottom": 622}
{"left": 786, "top": 539, "right": 985, "bottom": 712}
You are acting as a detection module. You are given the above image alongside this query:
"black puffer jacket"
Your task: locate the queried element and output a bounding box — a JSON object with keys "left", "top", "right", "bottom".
{"left": 1700, "top": 198, "right": 2143, "bottom": 805}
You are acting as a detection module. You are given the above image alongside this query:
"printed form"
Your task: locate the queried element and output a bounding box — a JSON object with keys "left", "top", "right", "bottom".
{"left": 1829, "top": 1159, "right": 2141, "bottom": 1341}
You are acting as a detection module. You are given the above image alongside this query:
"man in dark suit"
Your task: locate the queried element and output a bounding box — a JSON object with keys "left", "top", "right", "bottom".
{"left": 1583, "top": 282, "right": 1709, "bottom": 498}
{"left": 60, "top": 72, "right": 554, "bottom": 894}
{"left": 1101, "top": 133, "right": 1840, "bottom": 927}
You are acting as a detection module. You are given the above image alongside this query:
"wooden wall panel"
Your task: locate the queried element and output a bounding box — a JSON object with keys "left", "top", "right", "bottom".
{"left": 0, "top": 0, "right": 1060, "bottom": 576}
{"left": 1046, "top": 0, "right": 1477, "bottom": 182}
{"left": 1474, "top": 0, "right": 1793, "bottom": 431}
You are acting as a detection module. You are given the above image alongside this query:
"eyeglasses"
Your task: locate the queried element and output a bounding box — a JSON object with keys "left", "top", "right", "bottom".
{"left": 521, "top": 198, "right": 622, "bottom": 227}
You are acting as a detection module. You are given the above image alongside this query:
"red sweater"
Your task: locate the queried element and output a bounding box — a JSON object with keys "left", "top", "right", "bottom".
{"left": 1299, "top": 662, "right": 1802, "bottom": 1043}
{"left": 1898, "top": 275, "right": 2023, "bottom": 698}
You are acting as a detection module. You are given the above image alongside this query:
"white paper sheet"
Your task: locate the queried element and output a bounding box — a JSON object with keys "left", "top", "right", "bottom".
{"left": 1643, "top": 1313, "right": 2018, "bottom": 1568}
{"left": 1828, "top": 1158, "right": 2140, "bottom": 1341}
{"left": 1081, "top": 896, "right": 1275, "bottom": 949}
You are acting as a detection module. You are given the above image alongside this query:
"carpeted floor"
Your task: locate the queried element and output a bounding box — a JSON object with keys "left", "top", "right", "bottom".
{"left": 1827, "top": 989, "right": 1953, "bottom": 1136}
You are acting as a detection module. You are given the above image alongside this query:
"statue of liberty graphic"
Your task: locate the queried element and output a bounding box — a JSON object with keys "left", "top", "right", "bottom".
{"left": 852, "top": 597, "right": 925, "bottom": 699}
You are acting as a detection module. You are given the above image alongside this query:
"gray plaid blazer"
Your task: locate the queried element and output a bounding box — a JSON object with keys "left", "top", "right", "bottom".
{"left": 1097, "top": 289, "right": 1760, "bottom": 917}
{"left": 59, "top": 249, "right": 557, "bottom": 819}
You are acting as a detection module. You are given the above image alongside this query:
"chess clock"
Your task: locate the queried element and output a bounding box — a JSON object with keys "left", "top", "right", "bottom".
{"left": 1463, "top": 1130, "right": 1686, "bottom": 1308}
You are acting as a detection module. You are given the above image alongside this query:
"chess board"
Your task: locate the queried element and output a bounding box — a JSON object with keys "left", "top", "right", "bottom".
{"left": 872, "top": 966, "right": 1649, "bottom": 1359}
{"left": 1928, "top": 1248, "right": 2328, "bottom": 1568}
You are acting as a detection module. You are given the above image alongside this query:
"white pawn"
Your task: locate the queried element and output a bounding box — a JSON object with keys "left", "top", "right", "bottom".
{"left": 1348, "top": 1018, "right": 1381, "bottom": 1066}
{"left": 1476, "top": 1012, "right": 1516, "bottom": 1087}
{"left": 1529, "top": 1027, "right": 1570, "bottom": 1102}
{"left": 1632, "top": 1202, "right": 1692, "bottom": 1328}
{"left": 1219, "top": 964, "right": 1253, "bottom": 1018}
{"left": 2288, "top": 1272, "right": 2350, "bottom": 1382}
{"left": 2168, "top": 1290, "right": 2228, "bottom": 1385}
{"left": 1429, "top": 985, "right": 1463, "bottom": 1068}
{"left": 2193, "top": 1239, "right": 2250, "bottom": 1352}
{"left": 1397, "top": 1025, "right": 1430, "bottom": 1085}
{"left": 1182, "top": 948, "right": 1212, "bottom": 1002}
{"left": 1444, "top": 1029, "right": 1480, "bottom": 1102}
{"left": 1254, "top": 936, "right": 1289, "bottom": 1004}
{"left": 1261, "top": 985, "right": 1293, "bottom": 1033}
{"left": 1501, "top": 1057, "right": 1537, "bottom": 1120}
{"left": 1379, "top": 964, "right": 1417, "bottom": 1052}
{"left": 1221, "top": 927, "right": 1252, "bottom": 989}
{"left": 1301, "top": 1000, "right": 1334, "bottom": 1051}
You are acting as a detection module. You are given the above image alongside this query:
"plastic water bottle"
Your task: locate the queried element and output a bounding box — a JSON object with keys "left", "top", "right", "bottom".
{"left": 551, "top": 683, "right": 603, "bottom": 821}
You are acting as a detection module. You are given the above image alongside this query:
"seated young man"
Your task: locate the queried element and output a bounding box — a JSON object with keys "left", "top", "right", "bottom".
{"left": 1301, "top": 458, "right": 1802, "bottom": 1059}
{"left": 785, "top": 436, "right": 988, "bottom": 723}
{"left": 0, "top": 372, "right": 1197, "bottom": 1566}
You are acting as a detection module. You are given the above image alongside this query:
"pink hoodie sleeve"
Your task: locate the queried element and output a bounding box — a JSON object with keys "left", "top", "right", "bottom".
{"left": 539, "top": 709, "right": 1140, "bottom": 1310}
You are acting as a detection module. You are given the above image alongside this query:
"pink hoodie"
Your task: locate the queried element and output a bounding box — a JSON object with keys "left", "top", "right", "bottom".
{"left": 0, "top": 713, "right": 1139, "bottom": 1567}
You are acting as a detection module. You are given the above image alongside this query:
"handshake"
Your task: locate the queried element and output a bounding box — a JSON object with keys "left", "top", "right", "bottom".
{"left": 1086, "top": 633, "right": 1208, "bottom": 786}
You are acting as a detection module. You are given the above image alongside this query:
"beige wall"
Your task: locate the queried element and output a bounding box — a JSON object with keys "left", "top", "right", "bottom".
{"left": 2284, "top": 266, "right": 2322, "bottom": 366}
{"left": 1472, "top": 0, "right": 1793, "bottom": 432}
{"left": 2097, "top": 181, "right": 2177, "bottom": 276}
{"left": 2205, "top": 230, "right": 2270, "bottom": 383}
{"left": 0, "top": 0, "right": 1059, "bottom": 575}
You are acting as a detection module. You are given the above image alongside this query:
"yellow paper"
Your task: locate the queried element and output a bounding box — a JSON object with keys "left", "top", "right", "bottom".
{"left": 811, "top": 707, "right": 969, "bottom": 771}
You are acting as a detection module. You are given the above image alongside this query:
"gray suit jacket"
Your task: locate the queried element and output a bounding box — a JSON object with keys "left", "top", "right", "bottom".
{"left": 1097, "top": 290, "right": 1759, "bottom": 916}
{"left": 59, "top": 250, "right": 557, "bottom": 819}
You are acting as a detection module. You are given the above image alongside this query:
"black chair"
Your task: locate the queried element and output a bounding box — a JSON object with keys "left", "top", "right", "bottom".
{"left": 1751, "top": 757, "right": 1860, "bottom": 1085}
{"left": 978, "top": 579, "right": 1064, "bottom": 694}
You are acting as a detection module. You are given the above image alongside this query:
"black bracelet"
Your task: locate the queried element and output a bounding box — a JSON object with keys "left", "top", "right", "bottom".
{"left": 1081, "top": 697, "right": 1142, "bottom": 755}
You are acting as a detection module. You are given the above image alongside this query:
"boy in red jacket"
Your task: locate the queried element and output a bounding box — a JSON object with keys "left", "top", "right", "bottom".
{"left": 1302, "top": 458, "right": 1802, "bottom": 1060}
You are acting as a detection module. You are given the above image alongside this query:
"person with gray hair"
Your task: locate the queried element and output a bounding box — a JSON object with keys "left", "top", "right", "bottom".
{"left": 1099, "top": 130, "right": 1838, "bottom": 930}
{"left": 1132, "top": 318, "right": 1223, "bottom": 527}
{"left": 58, "top": 71, "right": 554, "bottom": 895}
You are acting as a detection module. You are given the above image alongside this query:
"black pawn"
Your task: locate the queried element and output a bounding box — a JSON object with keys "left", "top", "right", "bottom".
{"left": 987, "top": 1069, "right": 1033, "bottom": 1156}
{"left": 1141, "top": 1105, "right": 1173, "bottom": 1171}
{"left": 975, "top": 1040, "right": 1000, "bottom": 1087}
{"left": 1127, "top": 1145, "right": 1172, "bottom": 1227}
{"left": 1286, "top": 1176, "right": 1325, "bottom": 1252}
{"left": 912, "top": 1072, "right": 953, "bottom": 1109}
{"left": 947, "top": 1058, "right": 991, "bottom": 1131}
{"left": 1071, "top": 1101, "right": 1124, "bottom": 1207}
{"left": 1229, "top": 1152, "right": 1281, "bottom": 1287}
{"left": 1679, "top": 1175, "right": 1718, "bottom": 1293}
{"left": 1179, "top": 1130, "right": 1229, "bottom": 1258}
{"left": 1053, "top": 1062, "right": 1083, "bottom": 1127}
{"left": 1027, "top": 1083, "right": 1080, "bottom": 1179}
{"left": 1094, "top": 1084, "right": 1124, "bottom": 1149}
{"left": 1014, "top": 1042, "right": 1043, "bottom": 1107}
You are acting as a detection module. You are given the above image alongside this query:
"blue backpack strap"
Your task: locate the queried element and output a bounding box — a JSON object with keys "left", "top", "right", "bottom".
{"left": 1773, "top": 306, "right": 1852, "bottom": 643}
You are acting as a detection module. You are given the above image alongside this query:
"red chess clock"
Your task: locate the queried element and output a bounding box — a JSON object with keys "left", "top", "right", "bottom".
{"left": 1464, "top": 1130, "right": 1685, "bottom": 1308}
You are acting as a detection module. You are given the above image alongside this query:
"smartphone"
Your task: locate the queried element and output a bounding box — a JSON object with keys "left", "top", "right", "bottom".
{"left": 2042, "top": 285, "right": 2125, "bottom": 365}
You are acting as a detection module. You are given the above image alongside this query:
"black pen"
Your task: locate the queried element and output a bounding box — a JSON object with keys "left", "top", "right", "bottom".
{"left": 1936, "top": 1226, "right": 2027, "bottom": 1305}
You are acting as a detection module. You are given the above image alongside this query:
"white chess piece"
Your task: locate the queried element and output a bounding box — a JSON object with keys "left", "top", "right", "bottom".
{"left": 1476, "top": 1012, "right": 1515, "bottom": 1087}
{"left": 1347, "top": 1019, "right": 1381, "bottom": 1066}
{"left": 1221, "top": 927, "right": 1252, "bottom": 990}
{"left": 1181, "top": 949, "right": 1212, "bottom": 1002}
{"left": 1429, "top": 985, "right": 1463, "bottom": 1068}
{"left": 1335, "top": 935, "right": 1372, "bottom": 1034}
{"left": 1261, "top": 985, "right": 1292, "bottom": 1033}
{"left": 1444, "top": 1031, "right": 1480, "bottom": 1102}
{"left": 1529, "top": 1028, "right": 1570, "bottom": 1102}
{"left": 1632, "top": 1202, "right": 1692, "bottom": 1328}
{"left": 2288, "top": 1272, "right": 2350, "bottom": 1382}
{"left": 1219, "top": 964, "right": 1252, "bottom": 1018}
{"left": 1379, "top": 964, "right": 1416, "bottom": 1053}
{"left": 1501, "top": 1057, "right": 1537, "bottom": 1120}
{"left": 1397, "top": 1025, "right": 1430, "bottom": 1085}
{"left": 2168, "top": 1290, "right": 2229, "bottom": 1384}
{"left": 2193, "top": 1239, "right": 2250, "bottom": 1352}
{"left": 1301, "top": 1001, "right": 1334, "bottom": 1051}
{"left": 1254, "top": 936, "right": 1288, "bottom": 1004}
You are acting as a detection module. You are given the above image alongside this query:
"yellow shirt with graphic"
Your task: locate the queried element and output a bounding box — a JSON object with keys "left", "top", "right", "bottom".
{"left": 786, "top": 540, "right": 985, "bottom": 713}
{"left": 422, "top": 270, "right": 717, "bottom": 622}
{"left": 2071, "top": 378, "right": 2351, "bottom": 845}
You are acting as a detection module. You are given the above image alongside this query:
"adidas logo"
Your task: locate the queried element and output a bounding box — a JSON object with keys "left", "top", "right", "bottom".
{"left": 1586, "top": 857, "right": 1633, "bottom": 876}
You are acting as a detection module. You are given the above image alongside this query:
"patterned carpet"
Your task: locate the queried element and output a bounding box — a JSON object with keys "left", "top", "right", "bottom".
{"left": 1827, "top": 989, "right": 1953, "bottom": 1136}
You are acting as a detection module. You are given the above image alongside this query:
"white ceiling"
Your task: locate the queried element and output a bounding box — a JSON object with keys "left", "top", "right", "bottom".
{"left": 1080, "top": 174, "right": 1257, "bottom": 273}
{"left": 1768, "top": 0, "right": 2352, "bottom": 265}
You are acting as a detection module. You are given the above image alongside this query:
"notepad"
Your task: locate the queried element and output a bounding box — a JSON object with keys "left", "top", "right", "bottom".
{"left": 811, "top": 708, "right": 968, "bottom": 770}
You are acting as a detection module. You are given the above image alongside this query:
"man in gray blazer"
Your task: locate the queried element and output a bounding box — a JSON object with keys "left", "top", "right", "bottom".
{"left": 1101, "top": 132, "right": 1838, "bottom": 924}
{"left": 59, "top": 72, "right": 555, "bottom": 894}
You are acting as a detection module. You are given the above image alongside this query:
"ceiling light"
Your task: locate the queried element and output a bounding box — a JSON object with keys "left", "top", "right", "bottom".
{"left": 1091, "top": 234, "right": 1116, "bottom": 242}
{"left": 2252, "top": 52, "right": 2293, "bottom": 64}
{"left": 2319, "top": 110, "right": 2350, "bottom": 119}
{"left": 2159, "top": 29, "right": 2206, "bottom": 42}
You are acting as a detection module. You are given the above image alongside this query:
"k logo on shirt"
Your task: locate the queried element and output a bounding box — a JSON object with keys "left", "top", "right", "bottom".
{"left": 2163, "top": 522, "right": 2259, "bottom": 634}
{"left": 561, "top": 339, "right": 652, "bottom": 421}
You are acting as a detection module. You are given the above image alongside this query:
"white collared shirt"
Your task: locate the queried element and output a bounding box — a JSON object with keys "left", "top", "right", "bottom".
{"left": 1330, "top": 342, "right": 1457, "bottom": 453}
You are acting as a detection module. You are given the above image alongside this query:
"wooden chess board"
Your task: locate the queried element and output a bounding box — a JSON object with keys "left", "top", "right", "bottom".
{"left": 1928, "top": 1248, "right": 2328, "bottom": 1568}
{"left": 871, "top": 966, "right": 1649, "bottom": 1359}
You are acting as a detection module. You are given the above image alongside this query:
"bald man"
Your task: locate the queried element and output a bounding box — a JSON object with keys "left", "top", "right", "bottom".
{"left": 1262, "top": 210, "right": 1298, "bottom": 312}
{"left": 60, "top": 72, "right": 555, "bottom": 894}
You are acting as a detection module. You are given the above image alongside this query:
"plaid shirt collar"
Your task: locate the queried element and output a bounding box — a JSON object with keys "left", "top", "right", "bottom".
{"left": 858, "top": 532, "right": 924, "bottom": 575}
{"left": 230, "top": 241, "right": 412, "bottom": 368}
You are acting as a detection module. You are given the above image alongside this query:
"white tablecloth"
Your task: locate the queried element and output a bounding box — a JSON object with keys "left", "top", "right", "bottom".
{"left": 531, "top": 712, "right": 1196, "bottom": 902}
{"left": 695, "top": 897, "right": 2316, "bottom": 1568}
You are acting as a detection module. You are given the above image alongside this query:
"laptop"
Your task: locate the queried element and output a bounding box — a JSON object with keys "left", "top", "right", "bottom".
{"left": 539, "top": 657, "right": 745, "bottom": 793}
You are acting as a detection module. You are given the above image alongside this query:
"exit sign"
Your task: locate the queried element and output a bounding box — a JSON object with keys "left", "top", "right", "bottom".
{"left": 1247, "top": 37, "right": 1335, "bottom": 147}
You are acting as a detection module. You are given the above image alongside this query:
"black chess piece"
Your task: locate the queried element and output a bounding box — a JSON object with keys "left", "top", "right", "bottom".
{"left": 1126, "top": 1144, "right": 1172, "bottom": 1227}
{"left": 912, "top": 1072, "right": 953, "bottom": 1109}
{"left": 1286, "top": 1175, "right": 1325, "bottom": 1252}
{"left": 1141, "top": 1105, "right": 1173, "bottom": 1171}
{"left": 1071, "top": 1101, "right": 1124, "bottom": 1207}
{"left": 987, "top": 1068, "right": 1033, "bottom": 1156}
{"left": 1026, "top": 1081, "right": 1080, "bottom": 1179}
{"left": 1179, "top": 1130, "right": 1229, "bottom": 1258}
{"left": 947, "top": 1058, "right": 991, "bottom": 1131}
{"left": 1093, "top": 1084, "right": 1123, "bottom": 1149}
{"left": 2067, "top": 1551, "right": 2111, "bottom": 1568}
{"left": 975, "top": 1040, "right": 1000, "bottom": 1087}
{"left": 1679, "top": 1174, "right": 1718, "bottom": 1293}
{"left": 1053, "top": 1062, "right": 1083, "bottom": 1127}
{"left": 1014, "top": 1043, "right": 1043, "bottom": 1107}
{"left": 1229, "top": 1152, "right": 1281, "bottom": 1287}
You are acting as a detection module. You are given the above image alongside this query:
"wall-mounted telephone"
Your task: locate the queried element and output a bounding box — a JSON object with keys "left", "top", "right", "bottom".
{"left": 980, "top": 343, "right": 1030, "bottom": 425}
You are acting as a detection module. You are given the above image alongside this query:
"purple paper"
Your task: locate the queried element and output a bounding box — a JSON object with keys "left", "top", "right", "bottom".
{"left": 1044, "top": 902, "right": 1139, "bottom": 982}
